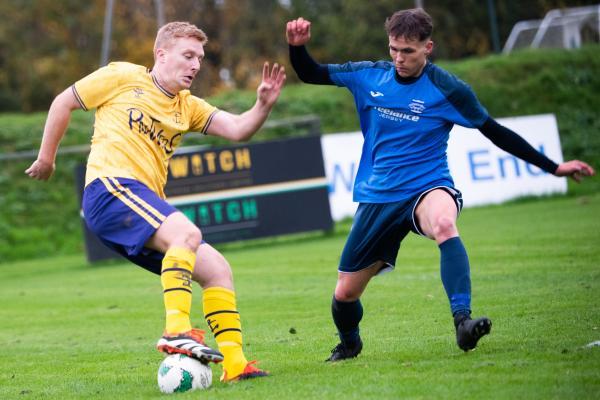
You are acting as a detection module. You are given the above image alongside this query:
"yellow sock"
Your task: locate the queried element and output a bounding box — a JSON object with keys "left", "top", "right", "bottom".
{"left": 161, "top": 247, "right": 196, "bottom": 334}
{"left": 203, "top": 287, "right": 248, "bottom": 378}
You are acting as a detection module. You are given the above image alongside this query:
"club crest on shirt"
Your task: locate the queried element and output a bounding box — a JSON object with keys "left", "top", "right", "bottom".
{"left": 173, "top": 112, "right": 182, "bottom": 124}
{"left": 409, "top": 99, "right": 425, "bottom": 114}
{"left": 133, "top": 87, "right": 145, "bottom": 98}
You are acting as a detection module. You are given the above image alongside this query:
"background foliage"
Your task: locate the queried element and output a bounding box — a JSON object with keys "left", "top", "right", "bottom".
{"left": 0, "top": 0, "right": 598, "bottom": 111}
{"left": 0, "top": 45, "right": 599, "bottom": 262}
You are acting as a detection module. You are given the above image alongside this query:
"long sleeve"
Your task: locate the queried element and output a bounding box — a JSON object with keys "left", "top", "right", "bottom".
{"left": 479, "top": 117, "right": 559, "bottom": 174}
{"left": 289, "top": 45, "right": 334, "bottom": 85}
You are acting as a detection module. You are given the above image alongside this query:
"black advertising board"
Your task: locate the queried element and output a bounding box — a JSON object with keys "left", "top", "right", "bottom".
{"left": 76, "top": 135, "right": 333, "bottom": 262}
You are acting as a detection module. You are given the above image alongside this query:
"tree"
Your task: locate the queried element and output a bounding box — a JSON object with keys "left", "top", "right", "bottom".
{"left": 1, "top": 0, "right": 598, "bottom": 112}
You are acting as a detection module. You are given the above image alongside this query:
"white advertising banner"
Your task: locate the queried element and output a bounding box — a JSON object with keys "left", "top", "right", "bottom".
{"left": 321, "top": 114, "right": 567, "bottom": 221}
{"left": 447, "top": 114, "right": 566, "bottom": 207}
{"left": 321, "top": 132, "right": 363, "bottom": 221}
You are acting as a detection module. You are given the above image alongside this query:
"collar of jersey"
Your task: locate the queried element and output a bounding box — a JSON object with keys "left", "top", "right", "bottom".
{"left": 394, "top": 62, "right": 430, "bottom": 85}
{"left": 149, "top": 70, "right": 176, "bottom": 99}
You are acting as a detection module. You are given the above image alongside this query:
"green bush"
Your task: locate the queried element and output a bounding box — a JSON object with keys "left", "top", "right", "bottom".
{"left": 1, "top": 45, "right": 598, "bottom": 262}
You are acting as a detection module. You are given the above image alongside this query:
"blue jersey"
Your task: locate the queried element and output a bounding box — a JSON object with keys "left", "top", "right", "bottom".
{"left": 328, "top": 61, "right": 488, "bottom": 203}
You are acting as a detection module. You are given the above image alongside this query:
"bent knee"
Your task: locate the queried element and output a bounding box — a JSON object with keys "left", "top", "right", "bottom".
{"left": 178, "top": 226, "right": 202, "bottom": 250}
{"left": 432, "top": 216, "right": 458, "bottom": 241}
{"left": 334, "top": 285, "right": 363, "bottom": 302}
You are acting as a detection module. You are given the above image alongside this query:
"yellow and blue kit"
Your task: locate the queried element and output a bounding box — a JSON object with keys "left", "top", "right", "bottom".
{"left": 77, "top": 62, "right": 217, "bottom": 270}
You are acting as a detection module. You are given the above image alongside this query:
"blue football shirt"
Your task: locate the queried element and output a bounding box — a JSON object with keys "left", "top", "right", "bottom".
{"left": 328, "top": 61, "right": 489, "bottom": 203}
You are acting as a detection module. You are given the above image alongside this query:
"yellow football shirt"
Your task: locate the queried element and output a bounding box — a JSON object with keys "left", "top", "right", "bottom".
{"left": 73, "top": 61, "right": 218, "bottom": 198}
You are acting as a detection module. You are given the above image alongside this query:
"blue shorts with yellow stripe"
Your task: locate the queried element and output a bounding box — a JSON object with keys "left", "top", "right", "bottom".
{"left": 82, "top": 177, "right": 178, "bottom": 274}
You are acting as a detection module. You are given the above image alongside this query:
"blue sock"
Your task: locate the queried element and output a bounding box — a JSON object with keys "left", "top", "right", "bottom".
{"left": 439, "top": 237, "right": 471, "bottom": 316}
{"left": 331, "top": 297, "right": 363, "bottom": 347}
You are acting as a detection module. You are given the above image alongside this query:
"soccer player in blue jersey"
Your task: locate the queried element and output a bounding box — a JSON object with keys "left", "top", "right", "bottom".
{"left": 286, "top": 9, "right": 595, "bottom": 360}
{"left": 26, "top": 21, "right": 285, "bottom": 381}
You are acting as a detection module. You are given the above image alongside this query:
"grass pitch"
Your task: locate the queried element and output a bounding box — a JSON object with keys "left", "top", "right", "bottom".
{"left": 1, "top": 193, "right": 599, "bottom": 399}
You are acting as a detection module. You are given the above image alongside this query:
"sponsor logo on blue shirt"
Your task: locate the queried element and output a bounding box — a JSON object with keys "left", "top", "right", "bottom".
{"left": 375, "top": 106, "right": 420, "bottom": 122}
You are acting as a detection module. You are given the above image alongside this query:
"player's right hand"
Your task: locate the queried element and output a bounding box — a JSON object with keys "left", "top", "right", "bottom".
{"left": 286, "top": 17, "right": 311, "bottom": 46}
{"left": 25, "top": 158, "right": 55, "bottom": 181}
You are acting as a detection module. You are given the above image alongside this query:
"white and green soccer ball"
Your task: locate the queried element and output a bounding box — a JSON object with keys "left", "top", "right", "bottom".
{"left": 157, "top": 354, "right": 212, "bottom": 394}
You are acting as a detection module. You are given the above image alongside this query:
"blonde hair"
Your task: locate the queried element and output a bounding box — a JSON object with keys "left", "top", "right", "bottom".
{"left": 154, "top": 21, "right": 208, "bottom": 56}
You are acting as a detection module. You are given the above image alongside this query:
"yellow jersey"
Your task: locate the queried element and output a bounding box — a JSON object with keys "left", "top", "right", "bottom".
{"left": 73, "top": 61, "right": 218, "bottom": 198}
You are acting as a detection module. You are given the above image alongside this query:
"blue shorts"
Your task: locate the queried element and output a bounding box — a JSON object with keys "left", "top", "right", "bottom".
{"left": 82, "top": 177, "right": 178, "bottom": 274}
{"left": 339, "top": 186, "right": 463, "bottom": 273}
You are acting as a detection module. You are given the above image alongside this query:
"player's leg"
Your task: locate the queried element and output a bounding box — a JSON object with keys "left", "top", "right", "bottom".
{"left": 82, "top": 177, "right": 222, "bottom": 363}
{"left": 327, "top": 203, "right": 407, "bottom": 362}
{"left": 327, "top": 263, "right": 382, "bottom": 361}
{"left": 146, "top": 212, "right": 224, "bottom": 363}
{"left": 414, "top": 188, "right": 491, "bottom": 351}
{"left": 147, "top": 212, "right": 201, "bottom": 334}
{"left": 193, "top": 243, "right": 268, "bottom": 382}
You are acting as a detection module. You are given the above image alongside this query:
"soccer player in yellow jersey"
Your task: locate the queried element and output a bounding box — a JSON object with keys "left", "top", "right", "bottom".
{"left": 26, "top": 21, "right": 285, "bottom": 382}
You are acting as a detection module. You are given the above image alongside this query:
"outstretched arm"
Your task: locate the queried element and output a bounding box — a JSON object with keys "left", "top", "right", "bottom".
{"left": 286, "top": 17, "right": 333, "bottom": 85}
{"left": 479, "top": 117, "right": 595, "bottom": 182}
{"left": 25, "top": 87, "right": 81, "bottom": 180}
{"left": 206, "top": 62, "right": 286, "bottom": 142}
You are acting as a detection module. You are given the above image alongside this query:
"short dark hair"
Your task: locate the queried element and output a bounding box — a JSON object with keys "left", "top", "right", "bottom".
{"left": 384, "top": 8, "right": 433, "bottom": 41}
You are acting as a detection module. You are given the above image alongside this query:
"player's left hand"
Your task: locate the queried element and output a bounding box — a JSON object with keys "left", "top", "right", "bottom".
{"left": 555, "top": 160, "right": 595, "bottom": 182}
{"left": 256, "top": 62, "right": 286, "bottom": 108}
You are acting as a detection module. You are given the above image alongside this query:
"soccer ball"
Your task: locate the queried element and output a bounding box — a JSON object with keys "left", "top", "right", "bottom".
{"left": 157, "top": 354, "right": 212, "bottom": 394}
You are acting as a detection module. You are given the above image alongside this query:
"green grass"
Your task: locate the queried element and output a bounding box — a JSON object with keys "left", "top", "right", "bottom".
{"left": 1, "top": 194, "right": 599, "bottom": 399}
